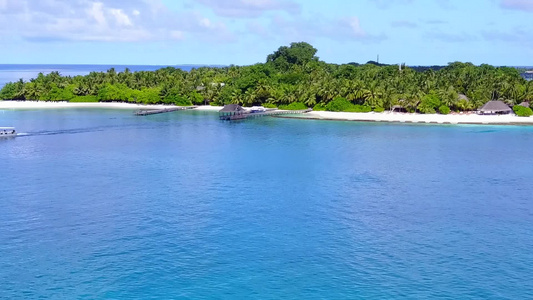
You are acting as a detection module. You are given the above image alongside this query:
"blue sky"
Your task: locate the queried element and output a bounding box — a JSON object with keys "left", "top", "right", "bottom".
{"left": 0, "top": 0, "right": 532, "bottom": 66}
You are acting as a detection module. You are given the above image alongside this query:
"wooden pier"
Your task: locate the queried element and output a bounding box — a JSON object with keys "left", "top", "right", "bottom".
{"left": 135, "top": 106, "right": 196, "bottom": 116}
{"left": 219, "top": 105, "right": 312, "bottom": 121}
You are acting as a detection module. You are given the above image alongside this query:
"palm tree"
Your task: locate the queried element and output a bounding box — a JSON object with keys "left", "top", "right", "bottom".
{"left": 439, "top": 85, "right": 457, "bottom": 108}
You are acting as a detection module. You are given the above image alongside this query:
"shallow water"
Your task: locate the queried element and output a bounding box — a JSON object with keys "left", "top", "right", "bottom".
{"left": 1, "top": 109, "right": 532, "bottom": 299}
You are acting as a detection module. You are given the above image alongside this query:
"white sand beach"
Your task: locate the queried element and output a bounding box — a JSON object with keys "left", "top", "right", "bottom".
{"left": 299, "top": 111, "right": 533, "bottom": 125}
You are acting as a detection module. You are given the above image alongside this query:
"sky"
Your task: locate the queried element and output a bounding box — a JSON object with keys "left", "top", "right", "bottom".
{"left": 0, "top": 0, "right": 532, "bottom": 66}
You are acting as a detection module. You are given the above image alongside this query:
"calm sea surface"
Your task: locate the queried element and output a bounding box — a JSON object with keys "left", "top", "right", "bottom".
{"left": 1, "top": 109, "right": 533, "bottom": 299}
{"left": 0, "top": 64, "right": 214, "bottom": 88}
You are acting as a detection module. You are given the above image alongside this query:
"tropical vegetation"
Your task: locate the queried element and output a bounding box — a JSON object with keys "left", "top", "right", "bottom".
{"left": 513, "top": 105, "right": 533, "bottom": 117}
{"left": 2, "top": 42, "right": 533, "bottom": 114}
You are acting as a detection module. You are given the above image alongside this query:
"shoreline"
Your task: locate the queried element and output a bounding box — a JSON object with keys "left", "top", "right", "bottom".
{"left": 280, "top": 110, "right": 533, "bottom": 126}
{"left": 2, "top": 101, "right": 533, "bottom": 125}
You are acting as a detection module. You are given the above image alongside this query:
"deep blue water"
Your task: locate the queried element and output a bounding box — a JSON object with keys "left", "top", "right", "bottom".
{"left": 1, "top": 109, "right": 533, "bottom": 299}
{"left": 0, "top": 64, "right": 220, "bottom": 88}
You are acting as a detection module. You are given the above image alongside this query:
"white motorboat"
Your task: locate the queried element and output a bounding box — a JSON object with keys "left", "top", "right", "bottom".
{"left": 0, "top": 127, "right": 16, "bottom": 137}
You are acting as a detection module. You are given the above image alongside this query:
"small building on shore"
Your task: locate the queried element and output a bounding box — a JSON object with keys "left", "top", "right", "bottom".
{"left": 478, "top": 100, "right": 512, "bottom": 115}
{"left": 391, "top": 105, "right": 407, "bottom": 113}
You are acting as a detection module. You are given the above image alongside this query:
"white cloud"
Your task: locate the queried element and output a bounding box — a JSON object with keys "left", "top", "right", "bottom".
{"left": 390, "top": 20, "right": 418, "bottom": 28}
{"left": 110, "top": 8, "right": 132, "bottom": 27}
{"left": 195, "top": 0, "right": 301, "bottom": 17}
{"left": 500, "top": 0, "right": 533, "bottom": 11}
{"left": 170, "top": 30, "right": 185, "bottom": 40}
{"left": 262, "top": 14, "right": 385, "bottom": 44}
{"left": 0, "top": 0, "right": 236, "bottom": 43}
{"left": 347, "top": 17, "right": 366, "bottom": 37}
{"left": 200, "top": 17, "right": 211, "bottom": 28}
{"left": 370, "top": 0, "right": 414, "bottom": 9}
{"left": 87, "top": 2, "right": 106, "bottom": 26}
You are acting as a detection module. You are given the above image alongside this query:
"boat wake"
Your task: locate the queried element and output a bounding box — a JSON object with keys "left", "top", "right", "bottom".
{"left": 18, "top": 123, "right": 152, "bottom": 137}
{"left": 26, "top": 127, "right": 107, "bottom": 136}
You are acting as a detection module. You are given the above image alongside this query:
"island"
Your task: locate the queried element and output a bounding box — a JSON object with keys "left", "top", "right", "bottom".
{"left": 1, "top": 42, "right": 532, "bottom": 123}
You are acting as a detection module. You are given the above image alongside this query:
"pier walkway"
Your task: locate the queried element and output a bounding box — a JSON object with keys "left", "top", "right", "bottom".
{"left": 135, "top": 106, "right": 196, "bottom": 116}
{"left": 219, "top": 107, "right": 312, "bottom": 121}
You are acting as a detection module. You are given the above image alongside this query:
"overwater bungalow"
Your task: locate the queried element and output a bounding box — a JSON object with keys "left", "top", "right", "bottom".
{"left": 478, "top": 100, "right": 512, "bottom": 115}
{"left": 219, "top": 104, "right": 247, "bottom": 120}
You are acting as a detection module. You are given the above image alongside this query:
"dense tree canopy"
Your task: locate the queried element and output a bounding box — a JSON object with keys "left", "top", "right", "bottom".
{"left": 266, "top": 42, "right": 319, "bottom": 70}
{"left": 2, "top": 42, "right": 532, "bottom": 113}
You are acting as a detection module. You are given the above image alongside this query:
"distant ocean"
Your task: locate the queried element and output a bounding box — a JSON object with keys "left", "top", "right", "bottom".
{"left": 0, "top": 64, "right": 221, "bottom": 88}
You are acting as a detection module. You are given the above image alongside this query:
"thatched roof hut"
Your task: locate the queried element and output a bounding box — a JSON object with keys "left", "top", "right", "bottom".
{"left": 219, "top": 104, "right": 247, "bottom": 120}
{"left": 220, "top": 104, "right": 245, "bottom": 113}
{"left": 518, "top": 101, "right": 530, "bottom": 108}
{"left": 391, "top": 105, "right": 407, "bottom": 112}
{"left": 478, "top": 100, "right": 512, "bottom": 115}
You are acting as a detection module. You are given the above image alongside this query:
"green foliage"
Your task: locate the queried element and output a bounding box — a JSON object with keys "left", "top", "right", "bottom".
{"left": 176, "top": 97, "right": 193, "bottom": 106}
{"left": 326, "top": 97, "right": 353, "bottom": 112}
{"left": 373, "top": 107, "right": 385, "bottom": 112}
{"left": 164, "top": 94, "right": 191, "bottom": 106}
{"left": 69, "top": 95, "right": 99, "bottom": 102}
{"left": 355, "top": 105, "right": 372, "bottom": 113}
{"left": 267, "top": 42, "right": 318, "bottom": 70}
{"left": 42, "top": 84, "right": 75, "bottom": 101}
{"left": 279, "top": 72, "right": 304, "bottom": 85}
{"left": 439, "top": 105, "right": 451, "bottom": 114}
{"left": 135, "top": 88, "right": 162, "bottom": 104}
{"left": 263, "top": 103, "right": 277, "bottom": 108}
{"left": 278, "top": 102, "right": 307, "bottom": 110}
{"left": 513, "top": 105, "right": 533, "bottom": 117}
{"left": 325, "top": 97, "right": 371, "bottom": 112}
{"left": 97, "top": 84, "right": 134, "bottom": 102}
{"left": 0, "top": 82, "right": 24, "bottom": 100}
{"left": 333, "top": 64, "right": 358, "bottom": 79}
{"left": 313, "top": 103, "right": 327, "bottom": 111}
{"left": 2, "top": 42, "right": 531, "bottom": 114}
{"left": 418, "top": 105, "right": 435, "bottom": 114}
{"left": 215, "top": 87, "right": 235, "bottom": 105}
{"left": 187, "top": 91, "right": 204, "bottom": 105}
{"left": 417, "top": 92, "right": 441, "bottom": 114}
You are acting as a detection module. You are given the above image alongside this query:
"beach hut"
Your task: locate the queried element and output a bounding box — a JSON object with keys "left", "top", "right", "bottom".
{"left": 458, "top": 94, "right": 469, "bottom": 101}
{"left": 518, "top": 101, "right": 530, "bottom": 108}
{"left": 478, "top": 100, "right": 512, "bottom": 115}
{"left": 219, "top": 104, "right": 247, "bottom": 120}
{"left": 391, "top": 105, "right": 407, "bottom": 113}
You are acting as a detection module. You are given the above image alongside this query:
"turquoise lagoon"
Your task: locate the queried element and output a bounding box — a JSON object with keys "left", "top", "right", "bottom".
{"left": 1, "top": 108, "right": 532, "bottom": 299}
